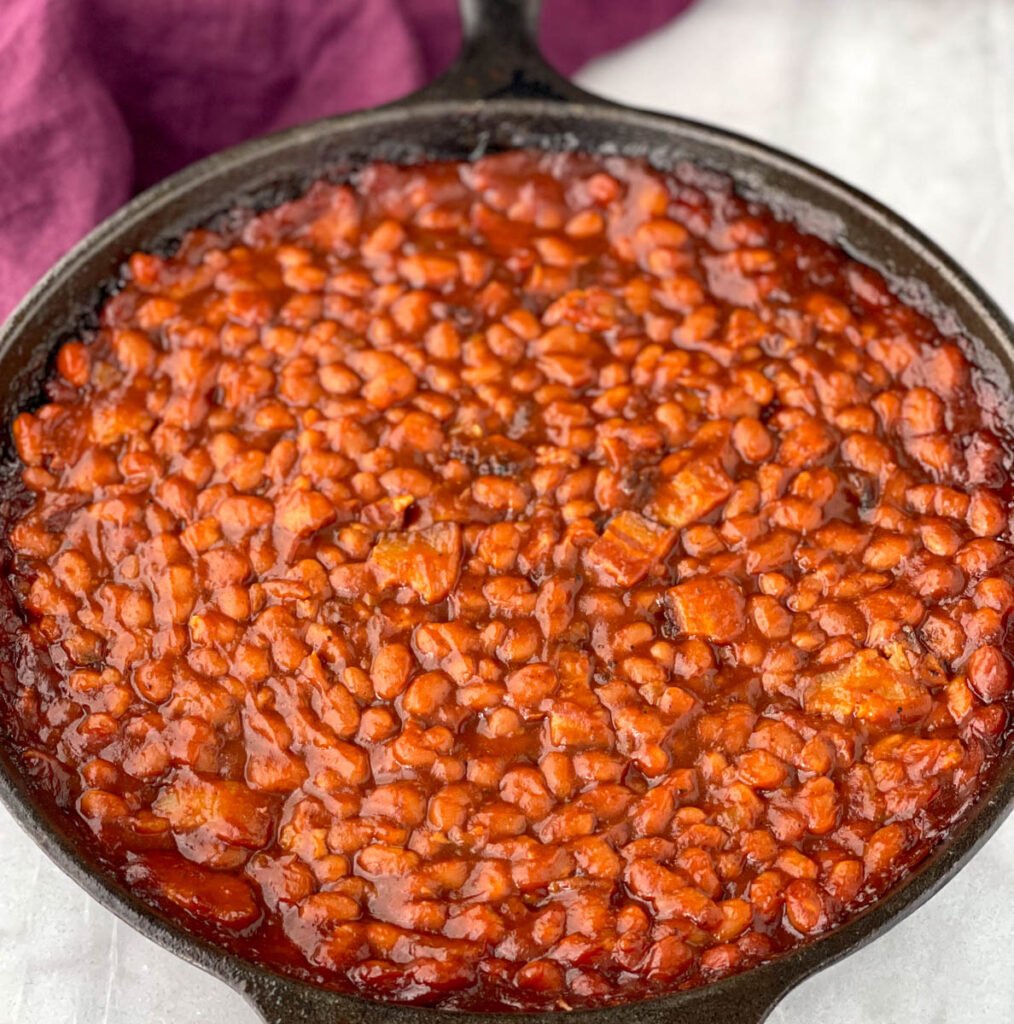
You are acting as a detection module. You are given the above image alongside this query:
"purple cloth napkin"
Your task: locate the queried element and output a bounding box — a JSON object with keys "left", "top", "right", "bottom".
{"left": 0, "top": 0, "right": 694, "bottom": 320}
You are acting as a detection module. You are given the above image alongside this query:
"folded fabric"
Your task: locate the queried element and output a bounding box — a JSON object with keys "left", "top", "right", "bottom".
{"left": 0, "top": 0, "right": 694, "bottom": 319}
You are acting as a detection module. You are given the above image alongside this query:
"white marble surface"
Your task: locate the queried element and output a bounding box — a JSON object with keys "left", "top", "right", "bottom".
{"left": 2, "top": 1, "right": 1013, "bottom": 1021}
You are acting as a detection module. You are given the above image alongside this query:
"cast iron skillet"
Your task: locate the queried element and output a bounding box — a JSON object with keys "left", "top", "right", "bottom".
{"left": 1, "top": 1, "right": 1012, "bottom": 1021}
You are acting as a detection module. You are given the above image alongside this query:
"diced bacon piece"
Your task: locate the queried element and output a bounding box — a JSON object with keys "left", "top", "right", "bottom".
{"left": 152, "top": 769, "right": 274, "bottom": 849}
{"left": 804, "top": 650, "right": 932, "bottom": 727}
{"left": 650, "top": 460, "right": 733, "bottom": 529}
{"left": 547, "top": 700, "right": 614, "bottom": 750}
{"left": 242, "top": 704, "right": 309, "bottom": 793}
{"left": 667, "top": 576, "right": 746, "bottom": 643}
{"left": 584, "top": 511, "right": 676, "bottom": 587}
{"left": 245, "top": 852, "right": 315, "bottom": 912}
{"left": 274, "top": 488, "right": 336, "bottom": 537}
{"left": 542, "top": 288, "right": 628, "bottom": 333}
{"left": 126, "top": 853, "right": 260, "bottom": 928}
{"left": 368, "top": 522, "right": 462, "bottom": 604}
{"left": 858, "top": 588, "right": 925, "bottom": 627}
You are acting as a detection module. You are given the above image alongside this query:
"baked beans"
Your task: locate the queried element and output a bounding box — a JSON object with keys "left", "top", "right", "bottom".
{"left": 1, "top": 151, "right": 1011, "bottom": 1010}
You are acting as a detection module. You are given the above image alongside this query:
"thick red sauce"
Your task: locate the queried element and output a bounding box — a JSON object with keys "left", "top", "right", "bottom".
{"left": 1, "top": 151, "right": 1011, "bottom": 1010}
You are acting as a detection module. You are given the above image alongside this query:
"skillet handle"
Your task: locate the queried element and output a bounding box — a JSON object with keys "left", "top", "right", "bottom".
{"left": 407, "top": 0, "right": 601, "bottom": 104}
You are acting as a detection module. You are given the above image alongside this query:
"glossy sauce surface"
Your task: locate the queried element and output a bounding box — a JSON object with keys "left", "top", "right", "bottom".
{"left": 2, "top": 152, "right": 1012, "bottom": 1010}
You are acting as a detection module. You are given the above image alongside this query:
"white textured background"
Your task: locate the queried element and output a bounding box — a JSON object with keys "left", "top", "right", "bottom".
{"left": 1, "top": 1, "right": 1012, "bottom": 1021}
